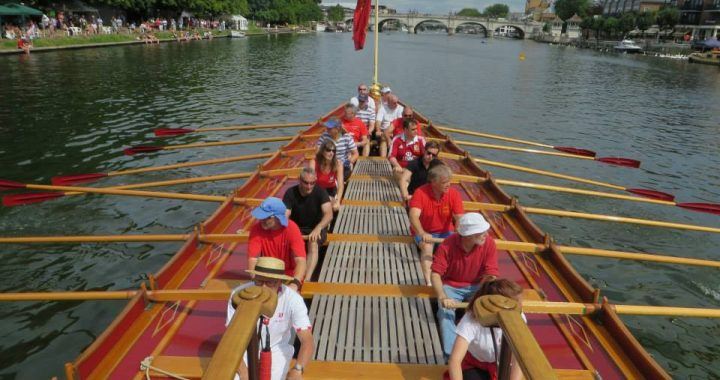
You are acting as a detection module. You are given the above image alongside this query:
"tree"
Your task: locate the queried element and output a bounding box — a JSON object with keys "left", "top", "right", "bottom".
{"left": 579, "top": 16, "right": 594, "bottom": 39}
{"left": 603, "top": 16, "right": 618, "bottom": 39}
{"left": 327, "top": 3, "right": 344, "bottom": 22}
{"left": 618, "top": 12, "right": 636, "bottom": 38}
{"left": 542, "top": 22, "right": 551, "bottom": 33}
{"left": 635, "top": 11, "right": 654, "bottom": 38}
{"left": 554, "top": 0, "right": 588, "bottom": 34}
{"left": 457, "top": 8, "right": 482, "bottom": 17}
{"left": 592, "top": 16, "right": 605, "bottom": 43}
{"left": 483, "top": 3, "right": 509, "bottom": 18}
{"left": 656, "top": 7, "right": 679, "bottom": 38}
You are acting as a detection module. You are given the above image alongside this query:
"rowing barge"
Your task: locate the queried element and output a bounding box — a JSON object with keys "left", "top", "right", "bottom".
{"left": 57, "top": 101, "right": 672, "bottom": 379}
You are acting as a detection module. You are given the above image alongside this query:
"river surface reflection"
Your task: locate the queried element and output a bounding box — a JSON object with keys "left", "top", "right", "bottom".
{"left": 1, "top": 33, "right": 719, "bottom": 378}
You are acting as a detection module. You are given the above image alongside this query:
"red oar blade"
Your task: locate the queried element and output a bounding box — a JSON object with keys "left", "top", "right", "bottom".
{"left": 0, "top": 179, "right": 26, "bottom": 191}
{"left": 596, "top": 157, "right": 641, "bottom": 168}
{"left": 124, "top": 146, "right": 164, "bottom": 155}
{"left": 627, "top": 188, "right": 676, "bottom": 202}
{"left": 3, "top": 192, "right": 65, "bottom": 207}
{"left": 554, "top": 146, "right": 596, "bottom": 157}
{"left": 154, "top": 128, "right": 195, "bottom": 137}
{"left": 51, "top": 173, "right": 108, "bottom": 186}
{"left": 676, "top": 202, "right": 720, "bottom": 216}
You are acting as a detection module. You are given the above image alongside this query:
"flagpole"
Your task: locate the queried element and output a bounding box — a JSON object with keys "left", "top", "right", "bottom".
{"left": 371, "top": 0, "right": 380, "bottom": 93}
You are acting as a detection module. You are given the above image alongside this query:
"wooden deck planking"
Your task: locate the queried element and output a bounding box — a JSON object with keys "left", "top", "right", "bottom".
{"left": 318, "top": 242, "right": 424, "bottom": 285}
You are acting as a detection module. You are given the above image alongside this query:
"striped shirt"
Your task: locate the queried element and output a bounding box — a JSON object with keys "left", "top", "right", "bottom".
{"left": 316, "top": 132, "right": 357, "bottom": 165}
{"left": 355, "top": 105, "right": 376, "bottom": 128}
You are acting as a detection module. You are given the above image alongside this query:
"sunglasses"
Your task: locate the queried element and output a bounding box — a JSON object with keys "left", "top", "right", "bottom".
{"left": 300, "top": 179, "right": 316, "bottom": 186}
{"left": 403, "top": 114, "right": 414, "bottom": 118}
{"left": 358, "top": 87, "right": 368, "bottom": 91}
{"left": 324, "top": 147, "right": 336, "bottom": 152}
{"left": 425, "top": 151, "right": 438, "bottom": 158}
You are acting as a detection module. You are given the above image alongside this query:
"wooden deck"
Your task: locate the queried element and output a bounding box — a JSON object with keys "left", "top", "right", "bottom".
{"left": 310, "top": 159, "right": 445, "bottom": 366}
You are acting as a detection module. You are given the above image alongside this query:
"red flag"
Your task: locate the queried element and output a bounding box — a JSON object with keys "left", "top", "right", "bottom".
{"left": 352, "top": 0, "right": 372, "bottom": 50}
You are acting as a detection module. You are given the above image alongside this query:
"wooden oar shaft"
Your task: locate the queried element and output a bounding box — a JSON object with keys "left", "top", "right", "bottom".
{"left": 613, "top": 305, "right": 720, "bottom": 318}
{"left": 523, "top": 206, "right": 720, "bottom": 234}
{"left": 0, "top": 291, "right": 137, "bottom": 301}
{"left": 26, "top": 183, "right": 228, "bottom": 203}
{"left": 463, "top": 201, "right": 720, "bottom": 234}
{"left": 557, "top": 245, "right": 720, "bottom": 269}
{"left": 435, "top": 125, "right": 554, "bottom": 149}
{"left": 165, "top": 135, "right": 298, "bottom": 150}
{"left": 0, "top": 234, "right": 190, "bottom": 244}
{"left": 196, "top": 122, "right": 311, "bottom": 132}
{"left": 464, "top": 155, "right": 626, "bottom": 191}
{"left": 434, "top": 139, "right": 594, "bottom": 160}
{"left": 494, "top": 179, "right": 675, "bottom": 206}
{"left": 107, "top": 152, "right": 274, "bottom": 177}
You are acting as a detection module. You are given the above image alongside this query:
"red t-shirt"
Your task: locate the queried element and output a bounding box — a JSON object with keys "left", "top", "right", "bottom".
{"left": 409, "top": 183, "right": 464, "bottom": 234}
{"left": 342, "top": 117, "right": 369, "bottom": 143}
{"left": 431, "top": 233, "right": 499, "bottom": 288}
{"left": 390, "top": 135, "right": 426, "bottom": 168}
{"left": 391, "top": 119, "right": 425, "bottom": 137}
{"left": 315, "top": 162, "right": 337, "bottom": 190}
{"left": 248, "top": 220, "right": 307, "bottom": 276}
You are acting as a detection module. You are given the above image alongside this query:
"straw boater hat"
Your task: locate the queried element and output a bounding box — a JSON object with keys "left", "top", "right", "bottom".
{"left": 246, "top": 257, "right": 294, "bottom": 282}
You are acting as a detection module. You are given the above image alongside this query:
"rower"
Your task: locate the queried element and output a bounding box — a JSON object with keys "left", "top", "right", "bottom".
{"left": 399, "top": 141, "right": 442, "bottom": 203}
{"left": 447, "top": 279, "right": 523, "bottom": 380}
{"left": 316, "top": 117, "right": 359, "bottom": 181}
{"left": 341, "top": 103, "right": 370, "bottom": 157}
{"left": 226, "top": 257, "right": 314, "bottom": 380}
{"left": 282, "top": 167, "right": 334, "bottom": 281}
{"left": 390, "top": 106, "right": 423, "bottom": 138}
{"left": 431, "top": 213, "right": 499, "bottom": 359}
{"left": 247, "top": 197, "right": 307, "bottom": 291}
{"left": 374, "top": 93, "right": 403, "bottom": 157}
{"left": 409, "top": 164, "right": 465, "bottom": 285}
{"left": 389, "top": 119, "right": 426, "bottom": 183}
{"left": 354, "top": 94, "right": 376, "bottom": 148}
{"left": 350, "top": 83, "right": 376, "bottom": 114}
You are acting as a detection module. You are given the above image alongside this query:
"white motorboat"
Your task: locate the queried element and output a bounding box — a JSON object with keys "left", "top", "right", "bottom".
{"left": 230, "top": 30, "right": 246, "bottom": 38}
{"left": 614, "top": 39, "right": 642, "bottom": 53}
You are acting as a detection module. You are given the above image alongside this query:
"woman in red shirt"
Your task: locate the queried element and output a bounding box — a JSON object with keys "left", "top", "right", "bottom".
{"left": 310, "top": 140, "right": 344, "bottom": 211}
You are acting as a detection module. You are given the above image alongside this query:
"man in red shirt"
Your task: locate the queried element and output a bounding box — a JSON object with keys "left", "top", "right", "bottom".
{"left": 409, "top": 164, "right": 464, "bottom": 285}
{"left": 248, "top": 197, "right": 307, "bottom": 291}
{"left": 389, "top": 119, "right": 426, "bottom": 182}
{"left": 430, "top": 213, "right": 498, "bottom": 358}
{"left": 341, "top": 103, "right": 370, "bottom": 157}
{"left": 390, "top": 106, "right": 424, "bottom": 137}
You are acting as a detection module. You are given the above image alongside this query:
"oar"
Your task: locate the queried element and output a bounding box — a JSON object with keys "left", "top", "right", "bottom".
{"left": 123, "top": 134, "right": 319, "bottom": 155}
{"left": 52, "top": 148, "right": 314, "bottom": 186}
{"left": 154, "top": 122, "right": 311, "bottom": 136}
{"left": 463, "top": 201, "right": 720, "bottom": 234}
{"left": 451, "top": 174, "right": 720, "bottom": 216}
{"left": 440, "top": 152, "right": 675, "bottom": 201}
{"left": 435, "top": 125, "right": 599, "bottom": 157}
{"left": 12, "top": 168, "right": 302, "bottom": 206}
{"left": 439, "top": 138, "right": 641, "bottom": 168}
{"left": 3, "top": 233, "right": 720, "bottom": 270}
{"left": 2, "top": 289, "right": 720, "bottom": 318}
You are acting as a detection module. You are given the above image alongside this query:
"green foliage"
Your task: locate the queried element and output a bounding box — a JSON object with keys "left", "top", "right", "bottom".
{"left": 579, "top": 16, "right": 593, "bottom": 30}
{"left": 635, "top": 11, "right": 655, "bottom": 32}
{"left": 542, "top": 22, "right": 551, "bottom": 33}
{"left": 618, "top": 12, "right": 635, "bottom": 37}
{"left": 248, "top": 0, "right": 322, "bottom": 24}
{"left": 592, "top": 16, "right": 604, "bottom": 41}
{"left": 327, "top": 4, "right": 344, "bottom": 22}
{"left": 483, "top": 3, "right": 509, "bottom": 18}
{"left": 656, "top": 7, "right": 679, "bottom": 34}
{"left": 457, "top": 8, "right": 482, "bottom": 17}
{"left": 603, "top": 16, "right": 618, "bottom": 37}
{"left": 554, "top": 0, "right": 588, "bottom": 34}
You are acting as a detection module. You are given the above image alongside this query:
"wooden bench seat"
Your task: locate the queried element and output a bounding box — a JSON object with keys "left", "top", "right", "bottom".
{"left": 319, "top": 241, "right": 424, "bottom": 285}
{"left": 345, "top": 178, "right": 403, "bottom": 202}
{"left": 352, "top": 159, "right": 393, "bottom": 177}
{"left": 333, "top": 205, "right": 410, "bottom": 235}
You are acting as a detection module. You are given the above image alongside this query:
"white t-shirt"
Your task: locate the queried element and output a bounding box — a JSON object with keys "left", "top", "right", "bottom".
{"left": 455, "top": 313, "right": 527, "bottom": 363}
{"left": 226, "top": 283, "right": 312, "bottom": 380}
{"left": 375, "top": 103, "right": 404, "bottom": 130}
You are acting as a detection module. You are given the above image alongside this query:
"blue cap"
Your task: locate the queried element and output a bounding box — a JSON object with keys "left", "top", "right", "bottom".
{"left": 324, "top": 119, "right": 340, "bottom": 129}
{"left": 251, "top": 197, "right": 288, "bottom": 227}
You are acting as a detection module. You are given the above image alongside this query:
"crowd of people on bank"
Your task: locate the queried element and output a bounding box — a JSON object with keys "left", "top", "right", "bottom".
{"left": 226, "top": 84, "right": 524, "bottom": 380}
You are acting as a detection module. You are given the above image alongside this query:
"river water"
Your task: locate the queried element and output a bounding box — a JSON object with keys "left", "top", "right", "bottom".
{"left": 1, "top": 33, "right": 719, "bottom": 378}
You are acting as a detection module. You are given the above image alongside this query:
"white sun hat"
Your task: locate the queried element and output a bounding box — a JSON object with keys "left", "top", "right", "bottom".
{"left": 457, "top": 213, "right": 491, "bottom": 237}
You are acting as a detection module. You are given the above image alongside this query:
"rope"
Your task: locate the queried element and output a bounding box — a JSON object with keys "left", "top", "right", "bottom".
{"left": 140, "top": 356, "right": 190, "bottom": 380}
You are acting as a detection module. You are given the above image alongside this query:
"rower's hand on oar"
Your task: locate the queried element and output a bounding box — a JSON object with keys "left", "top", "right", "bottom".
{"left": 308, "top": 228, "right": 322, "bottom": 242}
{"left": 332, "top": 198, "right": 340, "bottom": 212}
{"left": 421, "top": 233, "right": 434, "bottom": 244}
{"left": 440, "top": 297, "right": 460, "bottom": 309}
{"left": 393, "top": 165, "right": 403, "bottom": 174}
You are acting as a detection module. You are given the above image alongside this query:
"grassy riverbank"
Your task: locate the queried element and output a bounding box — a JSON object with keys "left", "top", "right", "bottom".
{"left": 0, "top": 30, "right": 230, "bottom": 52}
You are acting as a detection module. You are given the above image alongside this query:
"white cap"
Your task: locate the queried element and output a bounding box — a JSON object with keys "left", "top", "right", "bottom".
{"left": 457, "top": 213, "right": 491, "bottom": 237}
{"left": 380, "top": 86, "right": 392, "bottom": 94}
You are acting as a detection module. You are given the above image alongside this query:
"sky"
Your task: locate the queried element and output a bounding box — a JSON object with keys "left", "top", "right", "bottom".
{"left": 321, "top": 1, "right": 527, "bottom": 14}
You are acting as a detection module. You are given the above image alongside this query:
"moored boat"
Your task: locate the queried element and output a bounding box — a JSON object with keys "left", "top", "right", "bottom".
{"left": 230, "top": 30, "right": 246, "bottom": 38}
{"left": 689, "top": 51, "right": 720, "bottom": 66}
{"left": 614, "top": 39, "right": 643, "bottom": 53}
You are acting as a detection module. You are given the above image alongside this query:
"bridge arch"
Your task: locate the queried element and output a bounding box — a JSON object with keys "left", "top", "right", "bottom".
{"left": 413, "top": 19, "right": 449, "bottom": 34}
{"left": 494, "top": 25, "right": 525, "bottom": 39}
{"left": 377, "top": 18, "right": 409, "bottom": 32}
{"left": 455, "top": 22, "right": 488, "bottom": 37}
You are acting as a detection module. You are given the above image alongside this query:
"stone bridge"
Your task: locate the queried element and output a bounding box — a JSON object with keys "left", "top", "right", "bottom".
{"left": 344, "top": 13, "right": 540, "bottom": 39}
